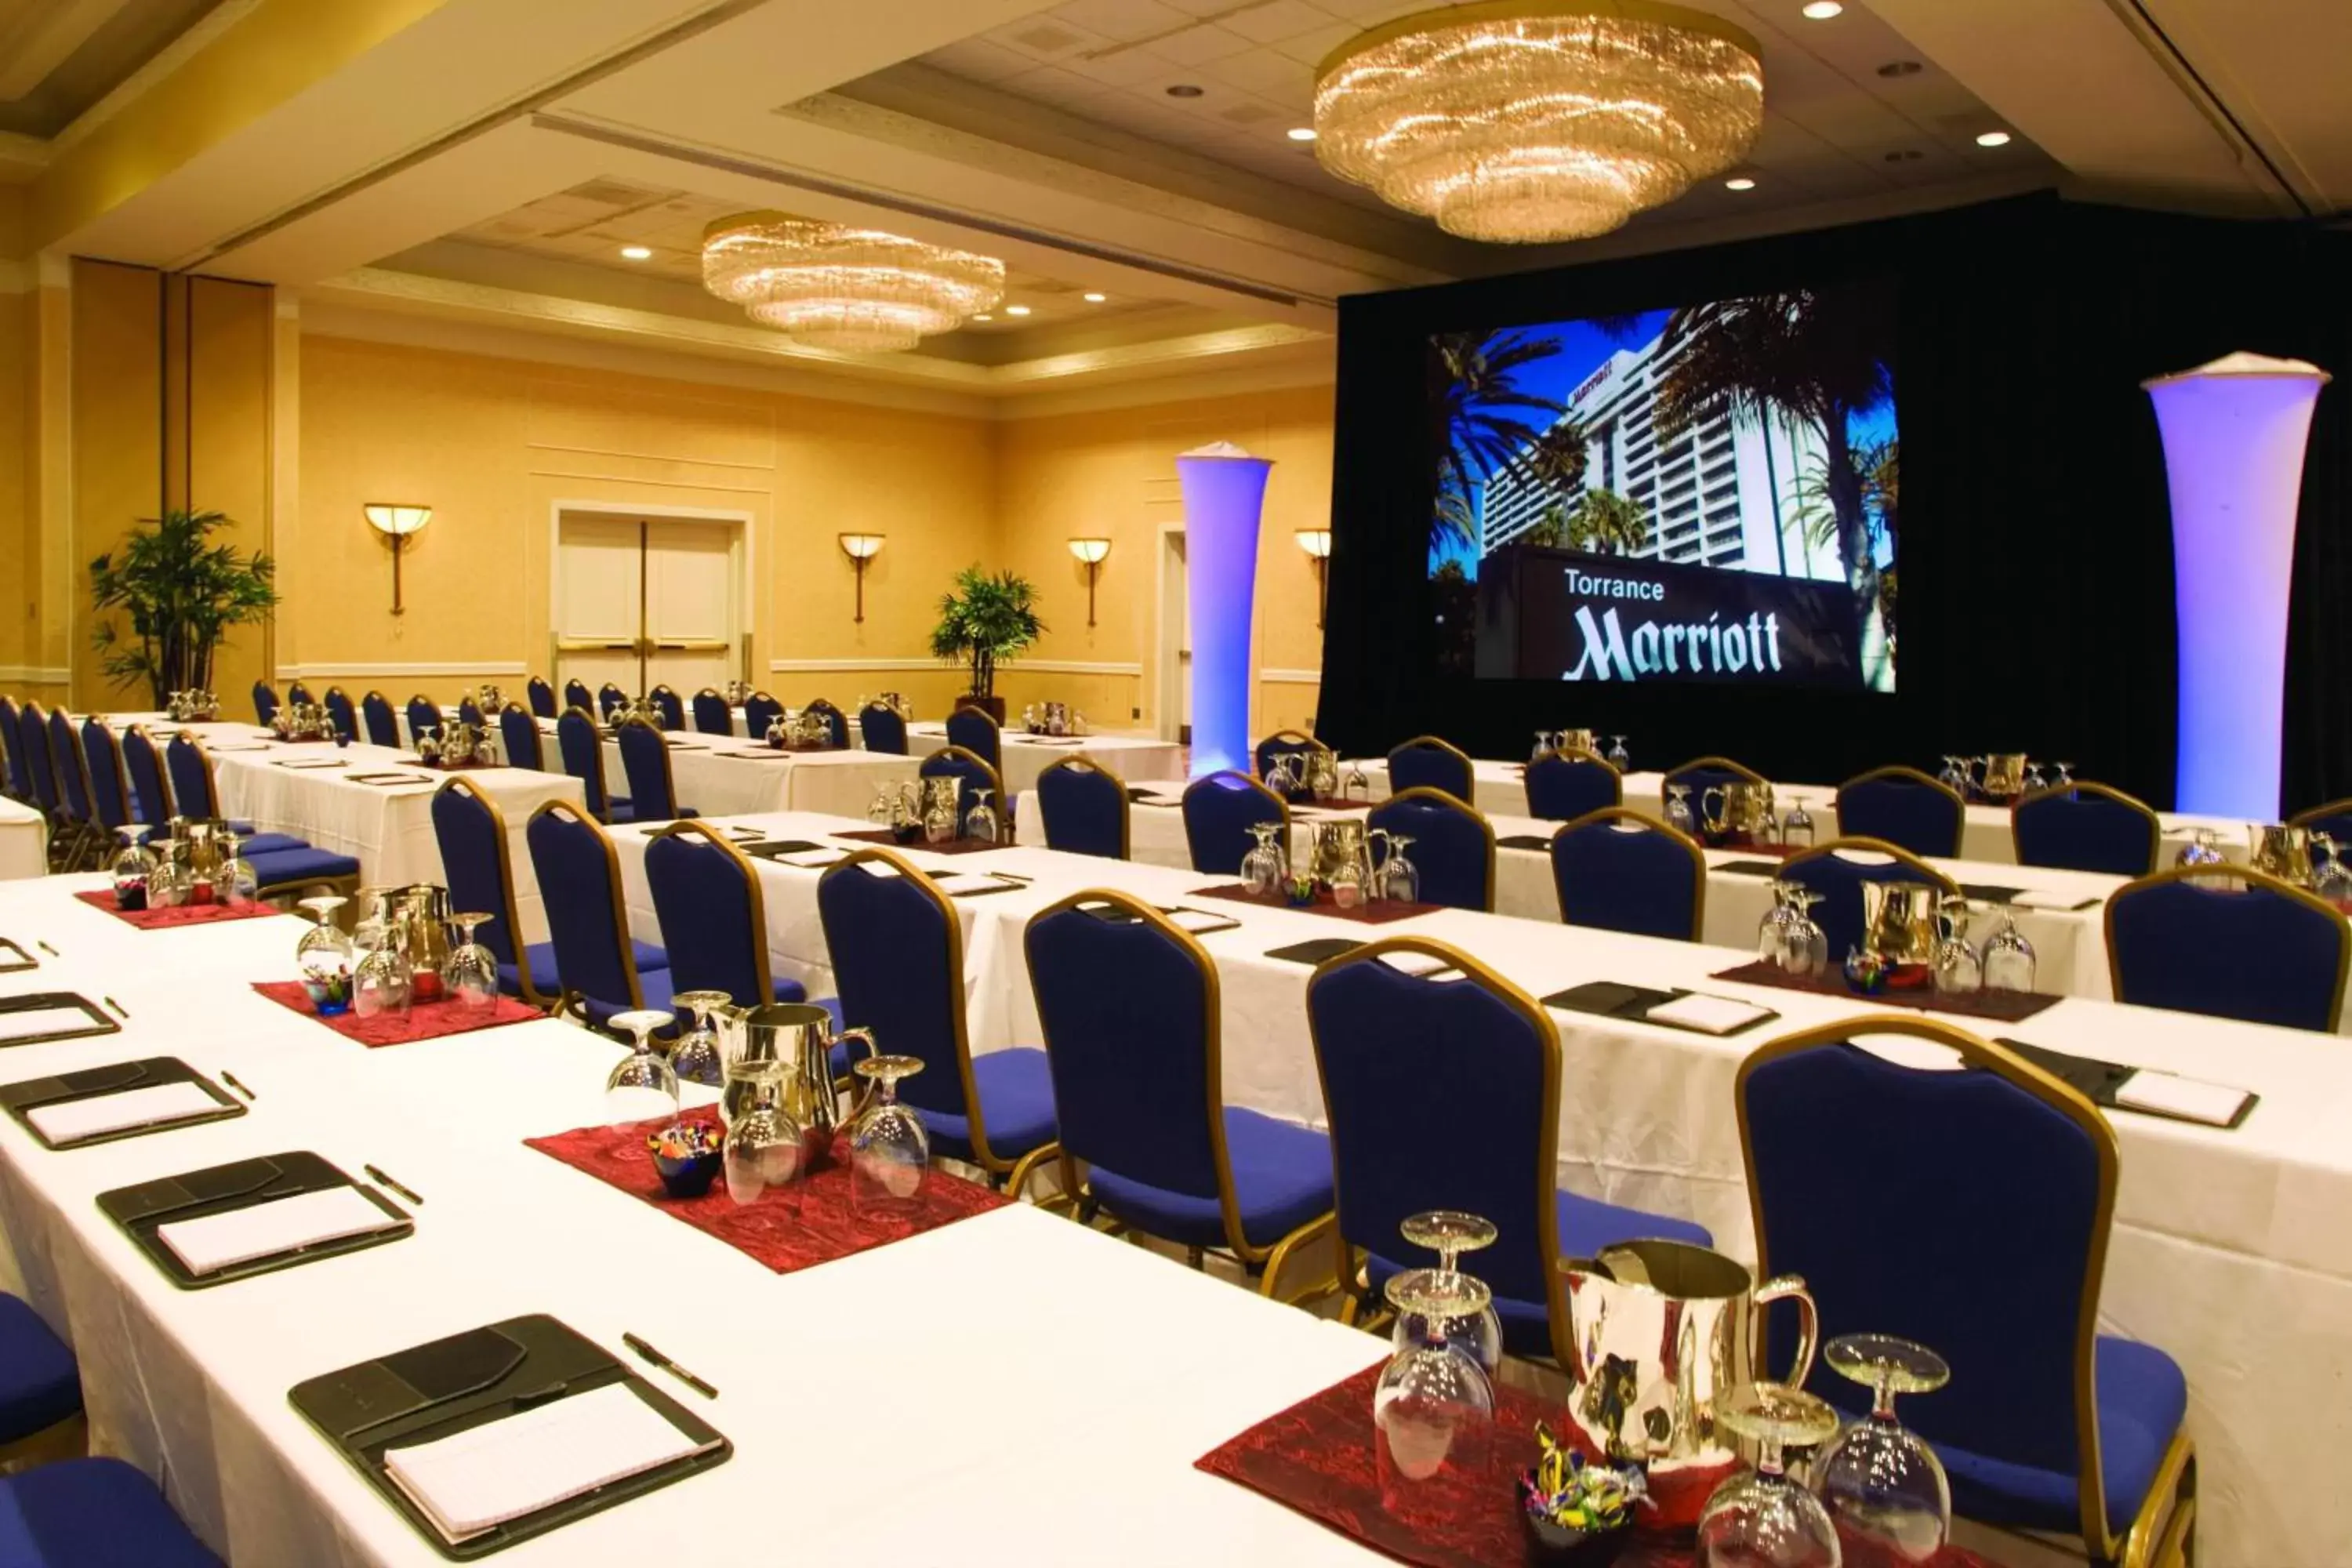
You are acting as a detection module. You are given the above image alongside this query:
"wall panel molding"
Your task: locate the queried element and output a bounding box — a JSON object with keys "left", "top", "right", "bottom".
{"left": 770, "top": 657, "right": 1142, "bottom": 676}
{"left": 1261, "top": 667, "right": 1323, "bottom": 684}
{"left": 275, "top": 662, "right": 528, "bottom": 678}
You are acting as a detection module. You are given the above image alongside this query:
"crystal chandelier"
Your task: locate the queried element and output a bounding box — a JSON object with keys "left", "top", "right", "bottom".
{"left": 1312, "top": 1, "right": 1765, "bottom": 243}
{"left": 701, "top": 214, "right": 1005, "bottom": 352}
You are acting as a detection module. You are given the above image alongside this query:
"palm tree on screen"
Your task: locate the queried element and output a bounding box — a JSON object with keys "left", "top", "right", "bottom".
{"left": 1566, "top": 488, "right": 1650, "bottom": 556}
{"left": 1429, "top": 328, "right": 1569, "bottom": 552}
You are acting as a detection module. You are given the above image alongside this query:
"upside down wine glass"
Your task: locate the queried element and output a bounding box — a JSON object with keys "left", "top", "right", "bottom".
{"left": 604, "top": 1009, "right": 679, "bottom": 1125}
{"left": 1697, "top": 1383, "right": 1845, "bottom": 1568}
{"left": 669, "top": 990, "right": 731, "bottom": 1087}
{"left": 1391, "top": 1211, "right": 1502, "bottom": 1373}
{"left": 848, "top": 1054, "right": 929, "bottom": 1218}
{"left": 1809, "top": 1334, "right": 1952, "bottom": 1563}
{"left": 1374, "top": 1268, "right": 1496, "bottom": 1523}
{"left": 295, "top": 895, "right": 354, "bottom": 1016}
{"left": 447, "top": 912, "right": 499, "bottom": 1012}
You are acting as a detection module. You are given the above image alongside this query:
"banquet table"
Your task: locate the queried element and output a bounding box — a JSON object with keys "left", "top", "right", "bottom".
{"left": 906, "top": 723, "right": 1187, "bottom": 795}
{"left": 593, "top": 731, "right": 918, "bottom": 820}
{"left": 612, "top": 807, "right": 2350, "bottom": 1566}
{"left": 0, "top": 874, "right": 1406, "bottom": 1567}
{"left": 0, "top": 797, "right": 46, "bottom": 880}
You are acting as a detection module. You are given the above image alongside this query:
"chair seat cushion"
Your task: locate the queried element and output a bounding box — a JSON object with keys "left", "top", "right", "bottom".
{"left": 0, "top": 1296, "right": 79, "bottom": 1443}
{"left": 503, "top": 939, "right": 667, "bottom": 1000}
{"left": 583, "top": 967, "right": 805, "bottom": 1033}
{"left": 1089, "top": 1107, "right": 1334, "bottom": 1250}
{"left": 247, "top": 847, "right": 361, "bottom": 887}
{"left": 234, "top": 833, "right": 313, "bottom": 858}
{"left": 0, "top": 1457, "right": 221, "bottom": 1567}
{"left": 1370, "top": 1192, "right": 1711, "bottom": 1361}
{"left": 604, "top": 797, "right": 636, "bottom": 824}
{"left": 1938, "top": 1335, "right": 2187, "bottom": 1537}
{"left": 917, "top": 1047, "right": 1057, "bottom": 1165}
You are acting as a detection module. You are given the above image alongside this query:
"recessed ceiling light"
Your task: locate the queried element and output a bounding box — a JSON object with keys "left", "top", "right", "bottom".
{"left": 1876, "top": 60, "right": 1922, "bottom": 78}
{"left": 1005, "top": 304, "right": 1033, "bottom": 316}
{"left": 972, "top": 314, "right": 994, "bottom": 323}
{"left": 619, "top": 245, "right": 653, "bottom": 260}
{"left": 1801, "top": 1, "right": 1842, "bottom": 17}
{"left": 1165, "top": 84, "right": 1203, "bottom": 99}
{"left": 1725, "top": 176, "right": 1756, "bottom": 191}
{"left": 1083, "top": 292, "right": 1107, "bottom": 303}
{"left": 1286, "top": 126, "right": 1317, "bottom": 142}
{"left": 1976, "top": 129, "right": 2013, "bottom": 147}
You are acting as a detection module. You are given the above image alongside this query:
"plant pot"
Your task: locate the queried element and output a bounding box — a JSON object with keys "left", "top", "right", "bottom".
{"left": 956, "top": 694, "right": 1006, "bottom": 723}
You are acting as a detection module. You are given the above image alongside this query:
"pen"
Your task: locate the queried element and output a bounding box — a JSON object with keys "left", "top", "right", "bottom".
{"left": 103, "top": 996, "right": 127, "bottom": 1018}
{"left": 220, "top": 1070, "right": 256, "bottom": 1101}
{"left": 622, "top": 1331, "right": 718, "bottom": 1399}
{"left": 364, "top": 1164, "right": 423, "bottom": 1206}
{"left": 34, "top": 942, "right": 56, "bottom": 956}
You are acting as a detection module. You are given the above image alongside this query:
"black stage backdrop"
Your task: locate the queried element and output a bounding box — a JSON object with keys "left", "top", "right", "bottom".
{"left": 1315, "top": 193, "right": 2352, "bottom": 815}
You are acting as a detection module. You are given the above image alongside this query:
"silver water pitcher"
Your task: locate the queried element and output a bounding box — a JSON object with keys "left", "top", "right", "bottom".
{"left": 1310, "top": 818, "right": 1388, "bottom": 888}
{"left": 714, "top": 1002, "right": 876, "bottom": 1171}
{"left": 1560, "top": 1240, "right": 1817, "bottom": 1474}
{"left": 2252, "top": 823, "right": 2316, "bottom": 887}
{"left": 1860, "top": 879, "right": 1942, "bottom": 968}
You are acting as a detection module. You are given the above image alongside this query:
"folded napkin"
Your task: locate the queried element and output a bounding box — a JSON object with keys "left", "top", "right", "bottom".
{"left": 1160, "top": 906, "right": 1238, "bottom": 935}
{"left": 157, "top": 1185, "right": 401, "bottom": 1276}
{"left": 930, "top": 871, "right": 1010, "bottom": 898}
{"left": 383, "top": 1382, "right": 715, "bottom": 1543}
{"left": 777, "top": 848, "right": 848, "bottom": 870}
{"left": 25, "top": 1081, "right": 221, "bottom": 1142}
{"left": 2115, "top": 1071, "right": 2252, "bottom": 1127}
{"left": 1643, "top": 993, "right": 1775, "bottom": 1036}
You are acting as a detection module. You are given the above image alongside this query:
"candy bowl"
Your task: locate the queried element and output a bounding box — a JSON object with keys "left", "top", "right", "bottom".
{"left": 1519, "top": 1425, "right": 1647, "bottom": 1566}
{"left": 648, "top": 1120, "right": 723, "bottom": 1199}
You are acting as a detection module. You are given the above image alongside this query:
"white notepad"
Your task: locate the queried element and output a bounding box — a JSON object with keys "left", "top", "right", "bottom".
{"left": 1644, "top": 993, "right": 1774, "bottom": 1036}
{"left": 0, "top": 1004, "right": 103, "bottom": 1045}
{"left": 156, "top": 1185, "right": 401, "bottom": 1276}
{"left": 1160, "top": 907, "right": 1235, "bottom": 935}
{"left": 931, "top": 872, "right": 1006, "bottom": 897}
{"left": 2114, "top": 1070, "right": 2252, "bottom": 1127}
{"left": 777, "top": 848, "right": 847, "bottom": 869}
{"left": 1374, "top": 950, "right": 1461, "bottom": 981}
{"left": 382, "top": 1382, "right": 716, "bottom": 1543}
{"left": 2012, "top": 888, "right": 2092, "bottom": 911}
{"left": 25, "top": 1081, "right": 220, "bottom": 1142}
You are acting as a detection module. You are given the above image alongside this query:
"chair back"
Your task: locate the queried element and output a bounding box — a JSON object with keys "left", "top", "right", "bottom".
{"left": 1662, "top": 755, "right": 1762, "bottom": 811}
{"left": 80, "top": 720, "right": 134, "bottom": 831}
{"left": 2014, "top": 784, "right": 2161, "bottom": 876}
{"left": 743, "top": 692, "right": 784, "bottom": 739}
{"left": 324, "top": 688, "right": 358, "bottom": 742}
{"left": 945, "top": 706, "right": 1002, "bottom": 771}
{"left": 163, "top": 733, "right": 221, "bottom": 818}
{"left": 648, "top": 684, "right": 685, "bottom": 731}
{"left": 456, "top": 696, "right": 485, "bottom": 729}
{"left": 46, "top": 710, "right": 93, "bottom": 823}
{"left": 524, "top": 801, "right": 646, "bottom": 1011}
{"left": 285, "top": 681, "right": 314, "bottom": 706}
{"left": 16, "top": 703, "right": 59, "bottom": 812}
{"left": 1036, "top": 756, "right": 1129, "bottom": 858}
{"left": 690, "top": 688, "right": 731, "bottom": 735}
{"left": 1367, "top": 787, "right": 1494, "bottom": 910}
{"left": 1780, "top": 839, "right": 1959, "bottom": 964}
{"left": 2107, "top": 867, "right": 2349, "bottom": 1032}
{"left": 360, "top": 691, "right": 400, "bottom": 747}
{"left": 122, "top": 726, "right": 172, "bottom": 824}
{"left": 1181, "top": 770, "right": 1287, "bottom": 875}
{"left": 563, "top": 678, "right": 592, "bottom": 713}
{"left": 1524, "top": 750, "right": 1621, "bottom": 822}
{"left": 499, "top": 705, "right": 544, "bottom": 771}
{"left": 1308, "top": 940, "right": 1560, "bottom": 1321}
{"left": 555, "top": 707, "right": 616, "bottom": 821}
{"left": 917, "top": 746, "right": 1003, "bottom": 834}
{"left": 1738, "top": 1018, "right": 2115, "bottom": 1538}
{"left": 1836, "top": 767, "right": 1964, "bottom": 858}
{"left": 429, "top": 779, "right": 533, "bottom": 988}
{"left": 645, "top": 824, "right": 772, "bottom": 1005}
{"left": 615, "top": 717, "right": 681, "bottom": 820}
{"left": 804, "top": 698, "right": 848, "bottom": 750}
{"left": 0, "top": 699, "right": 28, "bottom": 799}
{"left": 1551, "top": 808, "right": 1706, "bottom": 940}
{"left": 405, "top": 695, "right": 441, "bottom": 744}
{"left": 815, "top": 850, "right": 975, "bottom": 1124}
{"left": 858, "top": 702, "right": 907, "bottom": 755}
{"left": 1254, "top": 730, "right": 1328, "bottom": 797}
{"left": 527, "top": 676, "right": 558, "bottom": 719}
{"left": 1387, "top": 735, "right": 1473, "bottom": 801}
{"left": 597, "top": 683, "right": 626, "bottom": 720}
{"left": 252, "top": 681, "right": 280, "bottom": 726}
{"left": 2293, "top": 797, "right": 2352, "bottom": 843}
{"left": 1027, "top": 891, "right": 1228, "bottom": 1209}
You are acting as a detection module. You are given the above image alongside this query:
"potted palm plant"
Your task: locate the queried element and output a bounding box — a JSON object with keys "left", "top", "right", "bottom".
{"left": 89, "top": 509, "right": 280, "bottom": 707}
{"left": 930, "top": 566, "right": 1044, "bottom": 722}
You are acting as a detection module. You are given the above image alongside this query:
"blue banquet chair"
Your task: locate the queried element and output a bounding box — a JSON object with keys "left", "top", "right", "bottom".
{"left": 742, "top": 691, "right": 784, "bottom": 740}
{"left": 285, "top": 681, "right": 314, "bottom": 706}
{"left": 43, "top": 709, "right": 101, "bottom": 869}
{"left": 528, "top": 675, "right": 558, "bottom": 719}
{"left": 1307, "top": 939, "right": 1711, "bottom": 1359}
{"left": 803, "top": 697, "right": 849, "bottom": 750}
{"left": 917, "top": 746, "right": 1004, "bottom": 839}
{"left": 1254, "top": 729, "right": 1329, "bottom": 800}
{"left": 119, "top": 726, "right": 174, "bottom": 829}
{"left": 945, "top": 705, "right": 1002, "bottom": 772}
{"left": 0, "top": 698, "right": 31, "bottom": 801}
{"left": 0, "top": 1457, "right": 223, "bottom": 1566}
{"left": 1036, "top": 756, "right": 1128, "bottom": 858}
{"left": 322, "top": 687, "right": 358, "bottom": 742}
{"left": 498, "top": 704, "right": 545, "bottom": 771}
{"left": 1551, "top": 808, "right": 1707, "bottom": 941}
{"left": 360, "top": 690, "right": 400, "bottom": 747}
{"left": 643, "top": 824, "right": 816, "bottom": 1019}
{"left": 404, "top": 695, "right": 441, "bottom": 745}
{"left": 524, "top": 800, "right": 671, "bottom": 1033}
{"left": 1738, "top": 1017, "right": 2194, "bottom": 1568}
{"left": 1387, "top": 735, "right": 1474, "bottom": 802}
{"left": 615, "top": 717, "right": 695, "bottom": 822}
{"left": 2107, "top": 866, "right": 2349, "bottom": 1033}
{"left": 79, "top": 720, "right": 138, "bottom": 841}
{"left": 817, "top": 848, "right": 1059, "bottom": 1193}
{"left": 1780, "top": 839, "right": 1960, "bottom": 968}
{"left": 251, "top": 681, "right": 280, "bottom": 726}
{"left": 563, "top": 677, "right": 592, "bottom": 714}
{"left": 159, "top": 735, "right": 360, "bottom": 895}
{"left": 431, "top": 777, "right": 575, "bottom": 1008}
{"left": 691, "top": 688, "right": 731, "bottom": 735}
{"left": 1835, "top": 765, "right": 1965, "bottom": 858}
{"left": 597, "top": 683, "right": 627, "bottom": 720}
{"left": 456, "top": 695, "right": 485, "bottom": 729}
{"left": 16, "top": 702, "right": 60, "bottom": 826}
{"left": 556, "top": 706, "right": 633, "bottom": 824}
{"left": 1026, "top": 890, "right": 1334, "bottom": 1296}
{"left": 1661, "top": 754, "right": 1763, "bottom": 814}
{"left": 1524, "top": 750, "right": 1621, "bottom": 822}
{"left": 858, "top": 700, "right": 907, "bottom": 756}
{"left": 647, "top": 684, "right": 686, "bottom": 731}
{"left": 1367, "top": 787, "right": 1494, "bottom": 910}
{"left": 2014, "top": 782, "right": 2162, "bottom": 876}
{"left": 1181, "top": 770, "right": 1288, "bottom": 876}
{"left": 2289, "top": 795, "right": 2352, "bottom": 848}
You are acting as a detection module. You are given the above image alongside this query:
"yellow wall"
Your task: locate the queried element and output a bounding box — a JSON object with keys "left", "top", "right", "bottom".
{"left": 0, "top": 203, "right": 26, "bottom": 677}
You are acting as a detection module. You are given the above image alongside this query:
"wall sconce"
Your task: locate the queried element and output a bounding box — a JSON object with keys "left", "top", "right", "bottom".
{"left": 1068, "top": 537, "right": 1111, "bottom": 626}
{"left": 838, "top": 532, "right": 884, "bottom": 622}
{"left": 1296, "top": 528, "right": 1331, "bottom": 628}
{"left": 364, "top": 503, "right": 432, "bottom": 615}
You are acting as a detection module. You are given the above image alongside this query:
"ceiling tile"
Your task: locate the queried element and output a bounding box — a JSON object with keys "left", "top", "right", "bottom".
{"left": 1003, "top": 64, "right": 1122, "bottom": 109}
{"left": 1140, "top": 22, "right": 1255, "bottom": 66}
{"left": 1273, "top": 20, "right": 1356, "bottom": 66}
{"left": 986, "top": 14, "right": 1113, "bottom": 62}
{"left": 1046, "top": 0, "right": 1200, "bottom": 42}
{"left": 1197, "top": 46, "right": 1313, "bottom": 96}
{"left": 1220, "top": 0, "right": 1343, "bottom": 46}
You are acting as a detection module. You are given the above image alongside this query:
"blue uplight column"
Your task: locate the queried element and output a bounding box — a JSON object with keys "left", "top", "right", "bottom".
{"left": 2144, "top": 352, "right": 2332, "bottom": 820}
{"left": 1177, "top": 443, "right": 1275, "bottom": 778}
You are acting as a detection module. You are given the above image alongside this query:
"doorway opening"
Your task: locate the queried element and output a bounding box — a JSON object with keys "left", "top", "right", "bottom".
{"left": 552, "top": 504, "right": 750, "bottom": 699}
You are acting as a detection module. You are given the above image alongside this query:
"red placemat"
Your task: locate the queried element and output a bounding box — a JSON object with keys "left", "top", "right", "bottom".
{"left": 1708, "top": 960, "right": 2060, "bottom": 1022}
{"left": 74, "top": 890, "right": 285, "bottom": 929}
{"left": 833, "top": 829, "right": 1007, "bottom": 855}
{"left": 1198, "top": 1364, "right": 1995, "bottom": 1568}
{"left": 523, "top": 1109, "right": 1008, "bottom": 1272}
{"left": 250, "top": 980, "right": 543, "bottom": 1045}
{"left": 1192, "top": 884, "right": 1438, "bottom": 924}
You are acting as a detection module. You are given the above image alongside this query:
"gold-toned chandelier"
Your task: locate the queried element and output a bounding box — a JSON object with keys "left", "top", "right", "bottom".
{"left": 1312, "top": 0, "right": 1765, "bottom": 243}
{"left": 701, "top": 213, "right": 1006, "bottom": 352}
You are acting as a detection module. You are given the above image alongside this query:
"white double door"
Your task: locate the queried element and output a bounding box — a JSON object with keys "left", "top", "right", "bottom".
{"left": 554, "top": 513, "right": 742, "bottom": 701}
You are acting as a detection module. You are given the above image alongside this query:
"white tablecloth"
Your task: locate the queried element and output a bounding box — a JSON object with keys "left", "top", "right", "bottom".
{"left": 597, "top": 735, "right": 918, "bottom": 821}
{"left": 908, "top": 724, "right": 1188, "bottom": 795}
{"left": 0, "top": 797, "right": 46, "bottom": 880}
